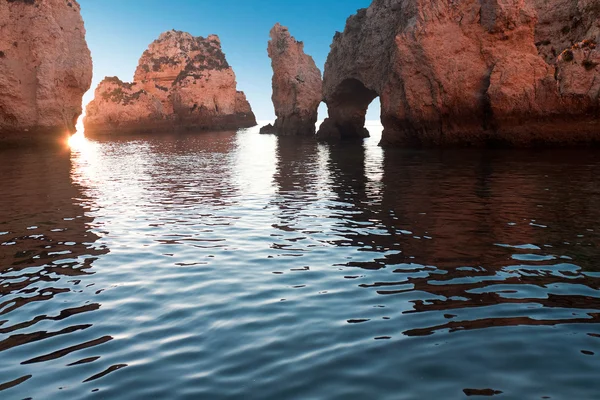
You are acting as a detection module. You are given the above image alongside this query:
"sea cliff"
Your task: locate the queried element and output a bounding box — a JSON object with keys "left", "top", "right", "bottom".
{"left": 0, "top": 0, "right": 92, "bottom": 142}
{"left": 317, "top": 0, "right": 600, "bottom": 146}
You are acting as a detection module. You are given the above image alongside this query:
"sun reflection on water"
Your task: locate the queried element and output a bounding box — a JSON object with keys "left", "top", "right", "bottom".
{"left": 67, "top": 131, "right": 86, "bottom": 149}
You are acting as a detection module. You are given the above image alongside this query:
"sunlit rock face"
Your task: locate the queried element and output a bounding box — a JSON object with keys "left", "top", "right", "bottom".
{"left": 0, "top": 0, "right": 92, "bottom": 142}
{"left": 84, "top": 30, "right": 256, "bottom": 135}
{"left": 317, "top": 0, "right": 600, "bottom": 146}
{"left": 83, "top": 77, "right": 171, "bottom": 135}
{"left": 263, "top": 24, "right": 322, "bottom": 136}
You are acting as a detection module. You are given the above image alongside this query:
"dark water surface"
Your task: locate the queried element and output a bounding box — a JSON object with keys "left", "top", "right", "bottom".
{"left": 1, "top": 125, "right": 600, "bottom": 399}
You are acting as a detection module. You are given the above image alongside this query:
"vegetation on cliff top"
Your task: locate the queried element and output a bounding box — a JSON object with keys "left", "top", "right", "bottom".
{"left": 100, "top": 78, "right": 145, "bottom": 106}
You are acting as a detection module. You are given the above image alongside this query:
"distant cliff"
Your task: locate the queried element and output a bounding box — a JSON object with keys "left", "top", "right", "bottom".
{"left": 84, "top": 30, "right": 256, "bottom": 135}
{"left": 318, "top": 0, "right": 600, "bottom": 146}
{"left": 0, "top": 0, "right": 92, "bottom": 142}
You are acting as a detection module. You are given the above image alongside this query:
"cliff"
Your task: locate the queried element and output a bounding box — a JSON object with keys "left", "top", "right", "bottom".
{"left": 84, "top": 30, "right": 256, "bottom": 135}
{"left": 0, "top": 0, "right": 92, "bottom": 142}
{"left": 317, "top": 0, "right": 600, "bottom": 146}
{"left": 261, "top": 24, "right": 322, "bottom": 136}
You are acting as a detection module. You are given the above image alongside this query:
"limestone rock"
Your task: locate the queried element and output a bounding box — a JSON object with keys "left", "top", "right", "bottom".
{"left": 259, "top": 123, "right": 277, "bottom": 134}
{"left": 317, "top": 0, "right": 600, "bottom": 146}
{"left": 266, "top": 24, "right": 322, "bottom": 136}
{"left": 84, "top": 30, "right": 256, "bottom": 135}
{"left": 533, "top": 0, "right": 600, "bottom": 64}
{"left": 0, "top": 0, "right": 92, "bottom": 142}
{"left": 234, "top": 91, "right": 256, "bottom": 127}
{"left": 556, "top": 40, "right": 600, "bottom": 99}
{"left": 83, "top": 77, "right": 171, "bottom": 135}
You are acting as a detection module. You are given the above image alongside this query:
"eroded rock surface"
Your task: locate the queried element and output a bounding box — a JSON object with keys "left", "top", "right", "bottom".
{"left": 84, "top": 30, "right": 256, "bottom": 135}
{"left": 0, "top": 0, "right": 92, "bottom": 142}
{"left": 264, "top": 24, "right": 322, "bottom": 136}
{"left": 533, "top": 0, "right": 600, "bottom": 63}
{"left": 83, "top": 77, "right": 170, "bottom": 135}
{"left": 317, "top": 0, "right": 600, "bottom": 146}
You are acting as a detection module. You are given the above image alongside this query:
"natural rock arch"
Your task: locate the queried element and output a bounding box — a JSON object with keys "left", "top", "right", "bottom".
{"left": 317, "top": 78, "right": 379, "bottom": 140}
{"left": 317, "top": 0, "right": 600, "bottom": 147}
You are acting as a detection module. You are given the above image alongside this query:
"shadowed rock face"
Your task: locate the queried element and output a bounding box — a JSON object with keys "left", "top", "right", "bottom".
{"left": 84, "top": 30, "right": 256, "bottom": 135}
{"left": 533, "top": 0, "right": 600, "bottom": 63}
{"left": 317, "top": 0, "right": 600, "bottom": 146}
{"left": 0, "top": 0, "right": 92, "bottom": 143}
{"left": 264, "top": 24, "right": 322, "bottom": 136}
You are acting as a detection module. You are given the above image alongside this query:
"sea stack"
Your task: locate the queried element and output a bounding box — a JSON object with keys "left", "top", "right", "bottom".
{"left": 260, "top": 24, "right": 322, "bottom": 136}
{"left": 317, "top": 0, "right": 600, "bottom": 146}
{"left": 84, "top": 30, "right": 256, "bottom": 135}
{"left": 0, "top": 0, "right": 92, "bottom": 142}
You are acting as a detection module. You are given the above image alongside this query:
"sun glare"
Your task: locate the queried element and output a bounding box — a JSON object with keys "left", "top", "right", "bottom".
{"left": 68, "top": 131, "right": 86, "bottom": 149}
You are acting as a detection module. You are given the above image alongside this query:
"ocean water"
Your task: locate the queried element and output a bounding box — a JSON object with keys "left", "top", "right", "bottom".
{"left": 1, "top": 124, "right": 600, "bottom": 399}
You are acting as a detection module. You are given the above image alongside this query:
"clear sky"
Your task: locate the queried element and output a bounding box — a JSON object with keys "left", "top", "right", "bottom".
{"left": 78, "top": 0, "right": 380, "bottom": 122}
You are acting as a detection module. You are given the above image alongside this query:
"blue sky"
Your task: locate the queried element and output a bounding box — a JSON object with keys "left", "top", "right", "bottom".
{"left": 79, "top": 0, "right": 380, "bottom": 121}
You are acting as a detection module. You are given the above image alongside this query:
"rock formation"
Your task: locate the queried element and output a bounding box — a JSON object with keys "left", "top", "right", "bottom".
{"left": 261, "top": 23, "right": 322, "bottom": 136}
{"left": 83, "top": 77, "right": 170, "bottom": 135}
{"left": 317, "top": 0, "right": 600, "bottom": 146}
{"left": 84, "top": 30, "right": 256, "bottom": 135}
{"left": 259, "top": 123, "right": 277, "bottom": 134}
{"left": 0, "top": 0, "right": 92, "bottom": 142}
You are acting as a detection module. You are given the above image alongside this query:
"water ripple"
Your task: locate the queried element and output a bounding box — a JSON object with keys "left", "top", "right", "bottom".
{"left": 1, "top": 127, "right": 600, "bottom": 398}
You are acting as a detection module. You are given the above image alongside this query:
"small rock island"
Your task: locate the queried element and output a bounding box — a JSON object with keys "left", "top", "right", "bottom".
{"left": 260, "top": 24, "right": 323, "bottom": 136}
{"left": 84, "top": 30, "right": 257, "bottom": 135}
{"left": 0, "top": 0, "right": 92, "bottom": 142}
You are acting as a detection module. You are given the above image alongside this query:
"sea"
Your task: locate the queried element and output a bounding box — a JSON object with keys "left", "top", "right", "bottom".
{"left": 1, "top": 123, "right": 600, "bottom": 399}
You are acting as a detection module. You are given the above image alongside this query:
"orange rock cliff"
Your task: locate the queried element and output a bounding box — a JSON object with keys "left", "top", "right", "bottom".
{"left": 84, "top": 30, "right": 256, "bottom": 135}
{"left": 2, "top": 0, "right": 599, "bottom": 146}
{"left": 261, "top": 23, "right": 323, "bottom": 136}
{"left": 0, "top": 0, "right": 92, "bottom": 142}
{"left": 317, "top": 0, "right": 600, "bottom": 146}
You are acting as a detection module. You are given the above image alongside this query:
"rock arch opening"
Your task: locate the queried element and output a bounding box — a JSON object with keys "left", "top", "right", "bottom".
{"left": 317, "top": 78, "right": 378, "bottom": 140}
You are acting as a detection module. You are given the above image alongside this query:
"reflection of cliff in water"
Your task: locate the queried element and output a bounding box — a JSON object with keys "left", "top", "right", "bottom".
{"left": 271, "top": 137, "right": 327, "bottom": 232}
{"left": 379, "top": 149, "right": 600, "bottom": 270}
{"left": 0, "top": 146, "right": 108, "bottom": 387}
{"left": 327, "top": 145, "right": 600, "bottom": 335}
{"left": 325, "top": 142, "right": 391, "bottom": 267}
